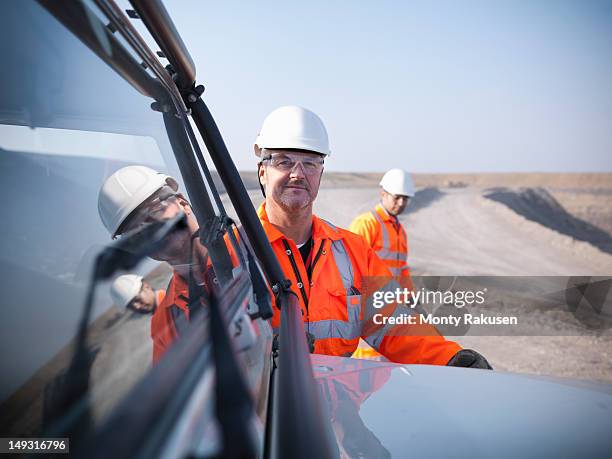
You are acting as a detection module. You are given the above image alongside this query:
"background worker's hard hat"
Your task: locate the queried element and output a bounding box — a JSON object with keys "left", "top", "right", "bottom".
{"left": 98, "top": 165, "right": 178, "bottom": 238}
{"left": 111, "top": 274, "right": 143, "bottom": 310}
{"left": 380, "top": 168, "right": 415, "bottom": 197}
{"left": 254, "top": 105, "right": 331, "bottom": 157}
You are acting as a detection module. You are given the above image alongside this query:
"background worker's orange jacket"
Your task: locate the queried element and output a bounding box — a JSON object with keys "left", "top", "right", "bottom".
{"left": 349, "top": 203, "right": 410, "bottom": 280}
{"left": 349, "top": 204, "right": 413, "bottom": 360}
{"left": 258, "top": 203, "right": 460, "bottom": 365}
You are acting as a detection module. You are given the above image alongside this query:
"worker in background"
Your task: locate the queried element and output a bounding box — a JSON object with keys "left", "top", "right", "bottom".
{"left": 350, "top": 168, "right": 414, "bottom": 280}
{"left": 98, "top": 165, "right": 211, "bottom": 364}
{"left": 254, "top": 105, "right": 490, "bottom": 368}
{"left": 110, "top": 274, "right": 165, "bottom": 314}
{"left": 349, "top": 168, "right": 414, "bottom": 360}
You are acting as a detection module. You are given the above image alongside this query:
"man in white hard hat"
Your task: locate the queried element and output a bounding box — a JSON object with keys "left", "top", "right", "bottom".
{"left": 252, "top": 106, "right": 491, "bottom": 367}
{"left": 111, "top": 274, "right": 166, "bottom": 314}
{"left": 98, "top": 165, "right": 201, "bottom": 268}
{"left": 98, "top": 165, "right": 211, "bottom": 363}
{"left": 350, "top": 168, "right": 414, "bottom": 282}
{"left": 349, "top": 169, "right": 414, "bottom": 360}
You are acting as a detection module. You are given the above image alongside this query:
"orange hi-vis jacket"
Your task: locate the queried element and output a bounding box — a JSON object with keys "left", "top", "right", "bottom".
{"left": 350, "top": 203, "right": 412, "bottom": 360}
{"left": 150, "top": 274, "right": 190, "bottom": 364}
{"left": 349, "top": 204, "right": 410, "bottom": 279}
{"left": 258, "top": 203, "right": 460, "bottom": 365}
{"left": 150, "top": 255, "right": 215, "bottom": 364}
{"left": 155, "top": 289, "right": 166, "bottom": 307}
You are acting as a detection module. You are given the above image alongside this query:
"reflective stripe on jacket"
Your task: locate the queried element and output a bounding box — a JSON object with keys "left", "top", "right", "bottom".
{"left": 349, "top": 204, "right": 409, "bottom": 278}
{"left": 259, "top": 202, "right": 460, "bottom": 365}
{"left": 349, "top": 204, "right": 412, "bottom": 360}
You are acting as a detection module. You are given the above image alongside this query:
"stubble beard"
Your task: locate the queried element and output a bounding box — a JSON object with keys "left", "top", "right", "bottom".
{"left": 272, "top": 180, "right": 317, "bottom": 212}
{"left": 277, "top": 191, "right": 311, "bottom": 211}
{"left": 152, "top": 228, "right": 192, "bottom": 266}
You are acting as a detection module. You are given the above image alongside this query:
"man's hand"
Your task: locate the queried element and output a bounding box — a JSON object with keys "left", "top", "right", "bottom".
{"left": 447, "top": 349, "right": 493, "bottom": 369}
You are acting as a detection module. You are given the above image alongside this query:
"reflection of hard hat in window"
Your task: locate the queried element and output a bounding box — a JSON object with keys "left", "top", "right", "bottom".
{"left": 110, "top": 274, "right": 143, "bottom": 310}
{"left": 98, "top": 165, "right": 178, "bottom": 238}
{"left": 379, "top": 168, "right": 415, "bottom": 197}
{"left": 254, "top": 105, "right": 331, "bottom": 157}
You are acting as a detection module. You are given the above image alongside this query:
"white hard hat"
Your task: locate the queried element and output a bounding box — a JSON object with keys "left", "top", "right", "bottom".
{"left": 111, "top": 274, "right": 143, "bottom": 310}
{"left": 98, "top": 165, "right": 178, "bottom": 238}
{"left": 254, "top": 105, "right": 331, "bottom": 157}
{"left": 380, "top": 169, "right": 415, "bottom": 197}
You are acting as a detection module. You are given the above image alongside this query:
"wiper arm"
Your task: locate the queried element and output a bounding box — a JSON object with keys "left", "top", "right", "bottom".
{"left": 95, "top": 212, "right": 188, "bottom": 279}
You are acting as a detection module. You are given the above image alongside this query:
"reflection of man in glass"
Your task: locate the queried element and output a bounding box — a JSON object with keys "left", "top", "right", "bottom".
{"left": 111, "top": 274, "right": 165, "bottom": 314}
{"left": 98, "top": 165, "right": 210, "bottom": 363}
{"left": 316, "top": 360, "right": 392, "bottom": 458}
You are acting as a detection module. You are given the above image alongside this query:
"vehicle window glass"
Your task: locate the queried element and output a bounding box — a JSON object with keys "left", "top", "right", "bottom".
{"left": 0, "top": 1, "right": 224, "bottom": 437}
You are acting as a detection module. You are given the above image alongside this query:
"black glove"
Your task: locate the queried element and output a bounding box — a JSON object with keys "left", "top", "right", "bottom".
{"left": 447, "top": 349, "right": 493, "bottom": 369}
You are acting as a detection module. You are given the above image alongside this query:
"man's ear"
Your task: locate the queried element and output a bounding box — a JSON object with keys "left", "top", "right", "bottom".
{"left": 258, "top": 163, "right": 266, "bottom": 186}
{"left": 257, "top": 163, "right": 267, "bottom": 198}
{"left": 176, "top": 193, "right": 192, "bottom": 215}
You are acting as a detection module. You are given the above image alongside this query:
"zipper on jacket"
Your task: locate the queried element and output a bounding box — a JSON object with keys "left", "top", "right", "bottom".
{"left": 282, "top": 239, "right": 309, "bottom": 315}
{"left": 310, "top": 239, "right": 326, "bottom": 276}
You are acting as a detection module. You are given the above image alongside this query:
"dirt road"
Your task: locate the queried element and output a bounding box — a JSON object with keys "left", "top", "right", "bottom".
{"left": 311, "top": 186, "right": 612, "bottom": 382}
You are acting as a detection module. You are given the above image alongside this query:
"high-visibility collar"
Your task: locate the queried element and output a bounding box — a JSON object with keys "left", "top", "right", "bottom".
{"left": 257, "top": 201, "right": 342, "bottom": 243}
{"left": 375, "top": 203, "right": 399, "bottom": 225}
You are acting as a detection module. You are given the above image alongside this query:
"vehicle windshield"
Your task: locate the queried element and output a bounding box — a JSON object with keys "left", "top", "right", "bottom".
{"left": 0, "top": 1, "right": 245, "bottom": 438}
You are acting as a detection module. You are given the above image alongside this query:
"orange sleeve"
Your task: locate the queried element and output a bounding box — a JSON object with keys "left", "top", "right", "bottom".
{"left": 221, "top": 227, "right": 245, "bottom": 269}
{"left": 349, "top": 214, "right": 378, "bottom": 247}
{"left": 361, "top": 247, "right": 461, "bottom": 365}
{"left": 399, "top": 267, "right": 415, "bottom": 291}
{"left": 150, "top": 277, "right": 181, "bottom": 365}
{"left": 377, "top": 331, "right": 461, "bottom": 366}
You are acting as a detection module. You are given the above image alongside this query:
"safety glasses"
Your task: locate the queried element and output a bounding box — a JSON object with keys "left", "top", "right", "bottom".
{"left": 261, "top": 151, "right": 324, "bottom": 174}
{"left": 384, "top": 191, "right": 410, "bottom": 203}
{"left": 119, "top": 186, "right": 179, "bottom": 235}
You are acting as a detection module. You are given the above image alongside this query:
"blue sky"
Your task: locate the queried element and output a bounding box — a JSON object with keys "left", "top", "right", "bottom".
{"left": 165, "top": 1, "right": 612, "bottom": 173}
